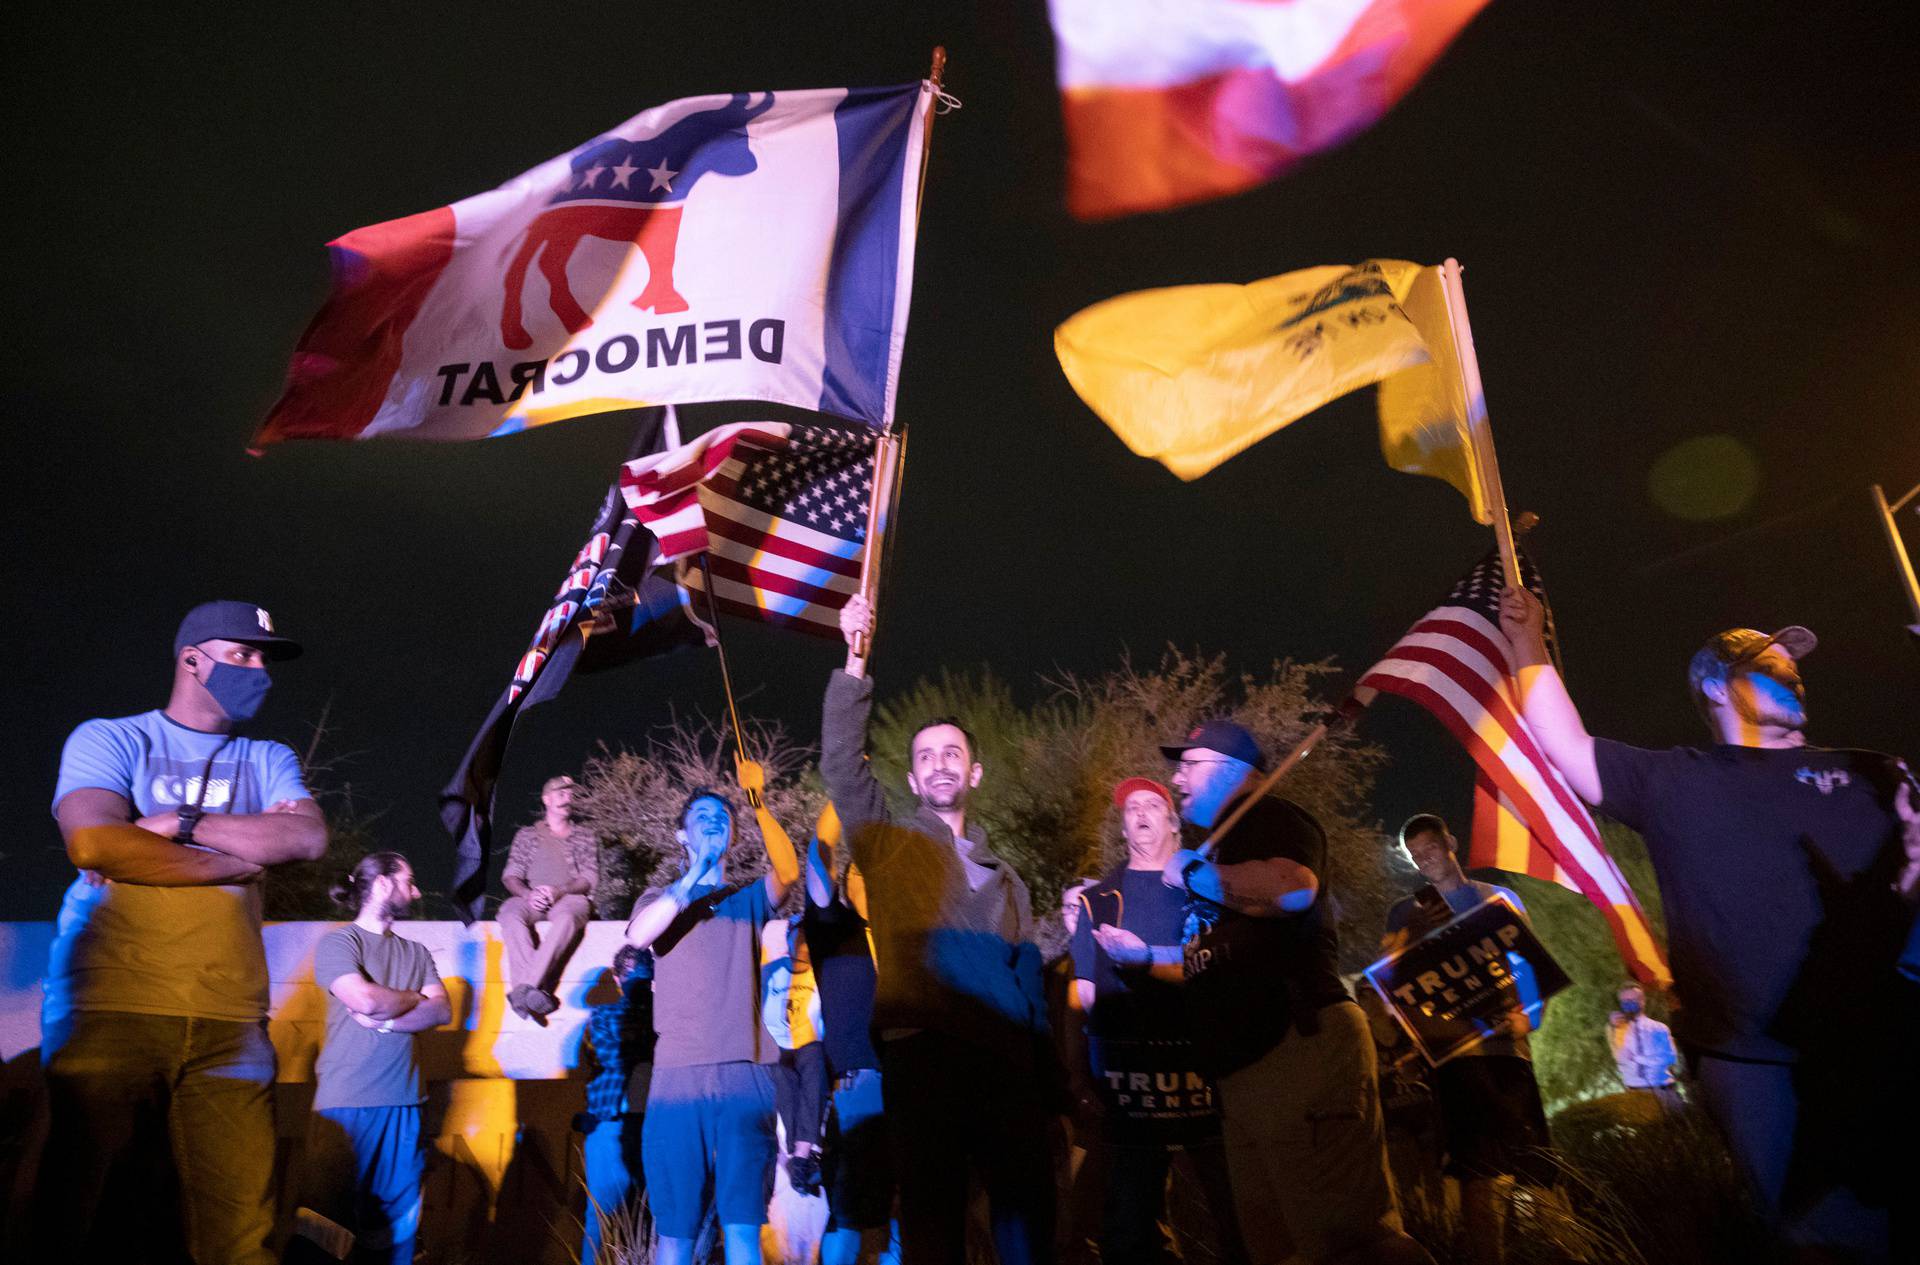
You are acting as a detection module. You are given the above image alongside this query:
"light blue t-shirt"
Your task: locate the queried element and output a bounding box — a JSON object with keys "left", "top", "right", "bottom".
{"left": 45, "top": 710, "right": 310, "bottom": 1026}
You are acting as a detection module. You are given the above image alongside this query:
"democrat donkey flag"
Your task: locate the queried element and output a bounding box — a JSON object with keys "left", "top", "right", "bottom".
{"left": 254, "top": 83, "right": 933, "bottom": 446}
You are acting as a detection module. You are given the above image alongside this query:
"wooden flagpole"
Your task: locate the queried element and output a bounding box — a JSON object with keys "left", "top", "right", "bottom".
{"left": 848, "top": 46, "right": 945, "bottom": 665}
{"left": 1439, "top": 259, "right": 1523, "bottom": 590}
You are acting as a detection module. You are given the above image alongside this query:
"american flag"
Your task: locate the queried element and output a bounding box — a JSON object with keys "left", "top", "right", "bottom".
{"left": 619, "top": 420, "right": 876, "bottom": 636}
{"left": 1358, "top": 551, "right": 1672, "bottom": 987}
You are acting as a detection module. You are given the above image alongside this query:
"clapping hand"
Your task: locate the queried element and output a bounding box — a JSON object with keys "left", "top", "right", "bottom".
{"left": 1093, "top": 925, "right": 1151, "bottom": 968}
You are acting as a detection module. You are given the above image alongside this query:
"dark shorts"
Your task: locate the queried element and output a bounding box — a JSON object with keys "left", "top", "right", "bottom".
{"left": 641, "top": 1061, "right": 777, "bottom": 1237}
{"left": 822, "top": 1066, "right": 893, "bottom": 1232}
{"left": 1433, "top": 1054, "right": 1552, "bottom": 1183}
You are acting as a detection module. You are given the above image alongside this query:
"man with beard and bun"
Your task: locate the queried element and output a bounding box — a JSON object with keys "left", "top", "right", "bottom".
{"left": 625, "top": 759, "right": 800, "bottom": 1265}
{"left": 1067, "top": 777, "right": 1247, "bottom": 1265}
{"left": 1162, "top": 720, "right": 1432, "bottom": 1265}
{"left": 1501, "top": 591, "right": 1920, "bottom": 1257}
{"left": 301, "top": 853, "right": 450, "bottom": 1265}
{"left": 36, "top": 600, "right": 326, "bottom": 1265}
{"left": 823, "top": 594, "right": 1062, "bottom": 1265}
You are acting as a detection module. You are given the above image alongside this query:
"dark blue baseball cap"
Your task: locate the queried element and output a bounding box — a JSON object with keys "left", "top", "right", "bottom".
{"left": 1160, "top": 719, "right": 1266, "bottom": 771}
{"left": 173, "top": 601, "right": 303, "bottom": 661}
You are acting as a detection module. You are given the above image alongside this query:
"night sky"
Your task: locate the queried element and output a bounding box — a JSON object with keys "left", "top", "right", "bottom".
{"left": 7, "top": 2, "right": 1917, "bottom": 918}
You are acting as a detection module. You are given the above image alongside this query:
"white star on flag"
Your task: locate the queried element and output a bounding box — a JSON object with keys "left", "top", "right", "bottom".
{"left": 647, "top": 161, "right": 678, "bottom": 193}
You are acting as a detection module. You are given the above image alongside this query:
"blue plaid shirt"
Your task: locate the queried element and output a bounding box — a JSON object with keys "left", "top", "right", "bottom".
{"left": 582, "top": 985, "right": 653, "bottom": 1123}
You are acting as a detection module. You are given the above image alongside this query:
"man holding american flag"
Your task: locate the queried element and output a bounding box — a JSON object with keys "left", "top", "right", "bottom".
{"left": 1500, "top": 587, "right": 1918, "bottom": 1257}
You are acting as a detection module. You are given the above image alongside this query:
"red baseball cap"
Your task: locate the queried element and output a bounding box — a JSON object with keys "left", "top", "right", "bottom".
{"left": 1112, "top": 777, "right": 1174, "bottom": 810}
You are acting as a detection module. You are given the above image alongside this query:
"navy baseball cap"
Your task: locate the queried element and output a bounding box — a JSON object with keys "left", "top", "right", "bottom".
{"left": 1160, "top": 720, "right": 1267, "bottom": 771}
{"left": 173, "top": 601, "right": 303, "bottom": 661}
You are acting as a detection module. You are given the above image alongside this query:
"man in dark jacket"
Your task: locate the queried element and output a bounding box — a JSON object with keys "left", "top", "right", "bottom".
{"left": 822, "top": 594, "right": 1061, "bottom": 1265}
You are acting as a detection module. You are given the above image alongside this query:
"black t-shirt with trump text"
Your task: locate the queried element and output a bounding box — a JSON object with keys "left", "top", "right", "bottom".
{"left": 1181, "top": 794, "right": 1348, "bottom": 1076}
{"left": 1595, "top": 740, "right": 1910, "bottom": 1062}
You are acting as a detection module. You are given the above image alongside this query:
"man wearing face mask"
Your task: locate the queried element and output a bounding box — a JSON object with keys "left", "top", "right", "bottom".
{"left": 1501, "top": 590, "right": 1920, "bottom": 1256}
{"left": 1607, "top": 984, "right": 1679, "bottom": 1105}
{"left": 37, "top": 600, "right": 327, "bottom": 1265}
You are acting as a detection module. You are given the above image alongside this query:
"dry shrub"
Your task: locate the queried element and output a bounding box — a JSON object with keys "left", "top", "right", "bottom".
{"left": 867, "top": 648, "right": 1408, "bottom": 971}
{"left": 569, "top": 712, "right": 826, "bottom": 919}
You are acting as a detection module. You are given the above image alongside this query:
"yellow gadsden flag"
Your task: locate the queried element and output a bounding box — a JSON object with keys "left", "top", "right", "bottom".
{"left": 1375, "top": 261, "right": 1494, "bottom": 525}
{"left": 1056, "top": 259, "right": 1492, "bottom": 522}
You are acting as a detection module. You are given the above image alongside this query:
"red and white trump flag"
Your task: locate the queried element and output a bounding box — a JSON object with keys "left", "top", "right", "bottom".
{"left": 255, "top": 84, "right": 932, "bottom": 446}
{"left": 1050, "top": 0, "right": 1490, "bottom": 220}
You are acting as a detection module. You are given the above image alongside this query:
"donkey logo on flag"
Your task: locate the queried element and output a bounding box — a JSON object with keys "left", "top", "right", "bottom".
{"left": 500, "top": 93, "right": 775, "bottom": 350}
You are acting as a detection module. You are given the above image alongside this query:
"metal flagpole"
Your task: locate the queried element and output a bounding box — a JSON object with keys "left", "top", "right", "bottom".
{"left": 1869, "top": 481, "right": 1920, "bottom": 634}
{"left": 694, "top": 552, "right": 762, "bottom": 807}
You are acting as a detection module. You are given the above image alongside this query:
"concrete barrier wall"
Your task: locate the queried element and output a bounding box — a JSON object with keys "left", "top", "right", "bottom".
{"left": 1, "top": 919, "right": 643, "bottom": 1263}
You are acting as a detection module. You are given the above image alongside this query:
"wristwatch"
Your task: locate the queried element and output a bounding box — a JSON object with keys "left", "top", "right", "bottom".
{"left": 174, "top": 804, "right": 203, "bottom": 843}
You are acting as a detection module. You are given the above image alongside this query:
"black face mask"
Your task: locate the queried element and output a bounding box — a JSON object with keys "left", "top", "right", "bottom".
{"left": 1619, "top": 999, "right": 1642, "bottom": 1016}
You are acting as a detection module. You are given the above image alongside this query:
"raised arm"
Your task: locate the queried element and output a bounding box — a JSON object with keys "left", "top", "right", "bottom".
{"left": 58, "top": 788, "right": 265, "bottom": 887}
{"left": 625, "top": 856, "right": 718, "bottom": 950}
{"left": 805, "top": 831, "right": 834, "bottom": 908}
{"left": 138, "top": 798, "right": 327, "bottom": 866}
{"left": 820, "top": 597, "right": 890, "bottom": 834}
{"left": 1499, "top": 587, "right": 1601, "bottom": 805}
{"left": 1168, "top": 850, "right": 1319, "bottom": 918}
{"left": 736, "top": 757, "right": 800, "bottom": 907}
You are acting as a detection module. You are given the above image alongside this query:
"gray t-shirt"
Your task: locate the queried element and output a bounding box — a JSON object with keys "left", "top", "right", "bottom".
{"left": 313, "top": 924, "right": 441, "bottom": 1109}
{"left": 648, "top": 878, "right": 778, "bottom": 1070}
{"left": 47, "top": 710, "right": 309, "bottom": 1024}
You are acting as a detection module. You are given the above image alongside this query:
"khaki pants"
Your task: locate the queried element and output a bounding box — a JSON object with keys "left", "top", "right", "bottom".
{"left": 38, "top": 1010, "right": 279, "bottom": 1265}
{"left": 1217, "top": 1001, "right": 1431, "bottom": 1265}
{"left": 497, "top": 893, "right": 591, "bottom": 992}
